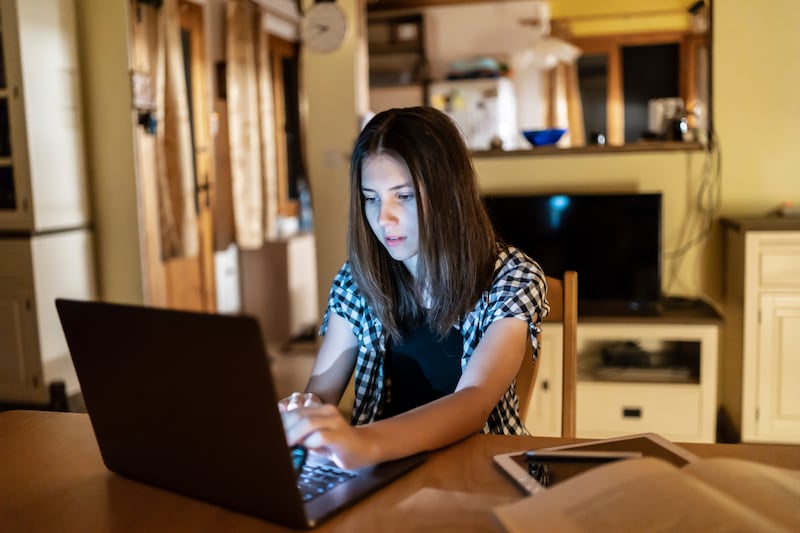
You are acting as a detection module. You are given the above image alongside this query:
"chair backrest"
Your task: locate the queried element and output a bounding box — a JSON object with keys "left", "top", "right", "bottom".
{"left": 515, "top": 271, "right": 578, "bottom": 438}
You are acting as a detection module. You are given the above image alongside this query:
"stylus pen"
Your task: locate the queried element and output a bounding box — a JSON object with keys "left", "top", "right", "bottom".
{"left": 525, "top": 450, "right": 642, "bottom": 463}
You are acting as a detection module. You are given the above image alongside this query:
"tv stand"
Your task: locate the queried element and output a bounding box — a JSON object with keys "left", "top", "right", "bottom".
{"left": 523, "top": 303, "right": 721, "bottom": 443}
{"left": 579, "top": 300, "right": 662, "bottom": 318}
{"left": 580, "top": 297, "right": 718, "bottom": 319}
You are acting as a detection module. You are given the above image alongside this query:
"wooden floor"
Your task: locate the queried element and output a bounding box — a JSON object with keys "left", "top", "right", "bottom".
{"left": 269, "top": 339, "right": 317, "bottom": 401}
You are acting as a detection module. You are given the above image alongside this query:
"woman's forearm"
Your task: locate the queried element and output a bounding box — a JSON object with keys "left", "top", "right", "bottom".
{"left": 303, "top": 313, "right": 359, "bottom": 405}
{"left": 355, "top": 386, "right": 495, "bottom": 464}
{"left": 305, "top": 372, "right": 351, "bottom": 406}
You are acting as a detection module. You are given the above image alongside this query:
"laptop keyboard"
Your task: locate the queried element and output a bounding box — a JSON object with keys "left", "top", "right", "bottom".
{"left": 297, "top": 462, "right": 357, "bottom": 502}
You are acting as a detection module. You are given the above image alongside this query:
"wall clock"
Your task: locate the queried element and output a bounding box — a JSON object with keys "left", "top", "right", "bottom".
{"left": 301, "top": 2, "right": 348, "bottom": 53}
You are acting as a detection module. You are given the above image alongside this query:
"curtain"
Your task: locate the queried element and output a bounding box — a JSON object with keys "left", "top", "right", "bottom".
{"left": 256, "top": 14, "right": 279, "bottom": 243}
{"left": 130, "top": 0, "right": 198, "bottom": 261}
{"left": 157, "top": 0, "right": 199, "bottom": 258}
{"left": 225, "top": 0, "right": 278, "bottom": 249}
{"left": 543, "top": 61, "right": 586, "bottom": 148}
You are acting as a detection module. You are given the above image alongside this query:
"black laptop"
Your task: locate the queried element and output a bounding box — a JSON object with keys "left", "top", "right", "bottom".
{"left": 55, "top": 298, "right": 425, "bottom": 529}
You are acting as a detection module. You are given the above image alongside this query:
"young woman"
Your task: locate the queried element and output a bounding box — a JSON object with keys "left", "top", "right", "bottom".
{"left": 280, "top": 107, "right": 548, "bottom": 469}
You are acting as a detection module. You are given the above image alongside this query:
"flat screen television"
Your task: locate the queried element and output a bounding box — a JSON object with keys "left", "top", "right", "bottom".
{"left": 483, "top": 192, "right": 662, "bottom": 316}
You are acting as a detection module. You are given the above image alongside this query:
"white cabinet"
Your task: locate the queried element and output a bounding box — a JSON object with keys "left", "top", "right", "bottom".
{"left": 0, "top": 0, "right": 95, "bottom": 404}
{"left": 526, "top": 316, "right": 720, "bottom": 443}
{"left": 722, "top": 218, "right": 800, "bottom": 444}
{"left": 239, "top": 233, "right": 319, "bottom": 347}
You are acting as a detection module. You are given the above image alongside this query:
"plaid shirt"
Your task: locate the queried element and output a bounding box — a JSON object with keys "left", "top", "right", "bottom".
{"left": 319, "top": 245, "right": 549, "bottom": 435}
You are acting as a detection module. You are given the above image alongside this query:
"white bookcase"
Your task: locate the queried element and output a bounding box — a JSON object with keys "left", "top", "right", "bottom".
{"left": 0, "top": 0, "right": 95, "bottom": 405}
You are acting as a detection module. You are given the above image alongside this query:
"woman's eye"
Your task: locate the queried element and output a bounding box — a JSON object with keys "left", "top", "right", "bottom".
{"left": 398, "top": 193, "right": 415, "bottom": 202}
{"left": 363, "top": 195, "right": 378, "bottom": 204}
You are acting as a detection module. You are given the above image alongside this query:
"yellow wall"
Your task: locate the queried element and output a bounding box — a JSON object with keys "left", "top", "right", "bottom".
{"left": 75, "top": 0, "right": 144, "bottom": 305}
{"left": 714, "top": 0, "right": 800, "bottom": 214}
{"left": 304, "top": 0, "right": 800, "bottom": 312}
{"left": 303, "top": 0, "right": 368, "bottom": 314}
{"left": 474, "top": 151, "right": 711, "bottom": 300}
{"left": 71, "top": 0, "right": 800, "bottom": 314}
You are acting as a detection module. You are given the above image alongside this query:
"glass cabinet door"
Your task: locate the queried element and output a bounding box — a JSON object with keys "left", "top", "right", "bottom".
{"left": 0, "top": 23, "right": 14, "bottom": 212}
{"left": 0, "top": 0, "right": 35, "bottom": 230}
{"left": 0, "top": 0, "right": 90, "bottom": 232}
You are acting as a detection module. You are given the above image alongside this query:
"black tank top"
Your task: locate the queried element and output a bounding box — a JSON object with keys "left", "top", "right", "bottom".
{"left": 378, "top": 319, "right": 463, "bottom": 419}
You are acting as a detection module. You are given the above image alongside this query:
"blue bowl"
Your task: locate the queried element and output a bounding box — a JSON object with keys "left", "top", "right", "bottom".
{"left": 522, "top": 128, "right": 567, "bottom": 147}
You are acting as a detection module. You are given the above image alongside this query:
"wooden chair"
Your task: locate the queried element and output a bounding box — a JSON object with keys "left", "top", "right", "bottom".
{"left": 515, "top": 271, "right": 578, "bottom": 438}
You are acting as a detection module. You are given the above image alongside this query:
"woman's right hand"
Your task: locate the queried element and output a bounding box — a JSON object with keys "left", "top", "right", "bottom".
{"left": 278, "top": 391, "right": 323, "bottom": 412}
{"left": 280, "top": 403, "right": 379, "bottom": 470}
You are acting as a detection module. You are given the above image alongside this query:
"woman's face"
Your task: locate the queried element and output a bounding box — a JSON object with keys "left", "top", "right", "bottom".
{"left": 360, "top": 154, "right": 420, "bottom": 276}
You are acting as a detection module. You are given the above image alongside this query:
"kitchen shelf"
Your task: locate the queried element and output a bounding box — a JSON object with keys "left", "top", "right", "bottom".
{"left": 367, "top": 11, "right": 427, "bottom": 101}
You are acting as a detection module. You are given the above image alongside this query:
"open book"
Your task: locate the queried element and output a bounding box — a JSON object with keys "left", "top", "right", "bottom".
{"left": 494, "top": 454, "right": 800, "bottom": 532}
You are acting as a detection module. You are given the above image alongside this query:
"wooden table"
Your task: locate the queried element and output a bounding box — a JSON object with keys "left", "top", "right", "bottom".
{"left": 2, "top": 410, "right": 799, "bottom": 532}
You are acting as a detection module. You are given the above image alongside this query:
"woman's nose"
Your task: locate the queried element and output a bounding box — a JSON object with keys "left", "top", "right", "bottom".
{"left": 378, "top": 200, "right": 399, "bottom": 226}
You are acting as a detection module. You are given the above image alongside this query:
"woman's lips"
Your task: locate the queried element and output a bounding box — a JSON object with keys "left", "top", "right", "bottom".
{"left": 384, "top": 236, "right": 405, "bottom": 247}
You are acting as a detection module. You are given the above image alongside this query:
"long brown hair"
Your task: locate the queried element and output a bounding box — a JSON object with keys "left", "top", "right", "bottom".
{"left": 348, "top": 107, "right": 497, "bottom": 340}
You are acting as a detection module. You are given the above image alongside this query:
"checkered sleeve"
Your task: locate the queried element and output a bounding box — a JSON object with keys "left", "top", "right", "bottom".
{"left": 319, "top": 262, "right": 364, "bottom": 338}
{"left": 484, "top": 247, "right": 549, "bottom": 356}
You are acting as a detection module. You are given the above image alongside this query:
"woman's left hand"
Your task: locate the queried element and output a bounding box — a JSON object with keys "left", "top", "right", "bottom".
{"left": 278, "top": 391, "right": 322, "bottom": 412}
{"left": 281, "top": 404, "right": 378, "bottom": 470}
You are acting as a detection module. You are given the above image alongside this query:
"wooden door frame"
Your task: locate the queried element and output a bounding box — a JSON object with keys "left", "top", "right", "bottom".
{"left": 268, "top": 33, "right": 302, "bottom": 218}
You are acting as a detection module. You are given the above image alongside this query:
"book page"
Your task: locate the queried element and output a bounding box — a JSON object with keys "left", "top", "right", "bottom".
{"left": 494, "top": 458, "right": 790, "bottom": 533}
{"left": 682, "top": 457, "right": 800, "bottom": 531}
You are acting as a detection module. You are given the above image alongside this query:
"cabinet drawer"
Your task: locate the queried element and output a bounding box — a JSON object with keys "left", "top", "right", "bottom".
{"left": 577, "top": 382, "right": 703, "bottom": 440}
{"left": 757, "top": 239, "right": 800, "bottom": 287}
